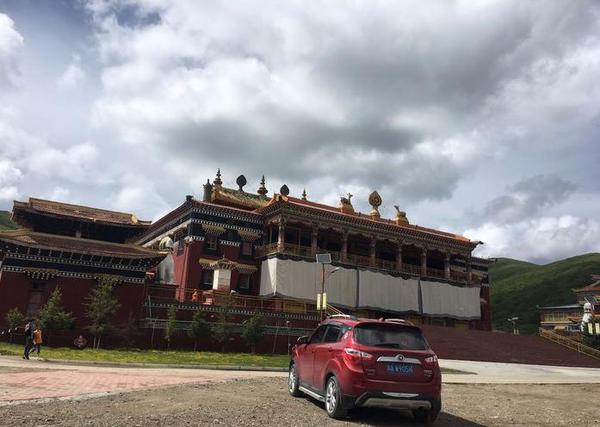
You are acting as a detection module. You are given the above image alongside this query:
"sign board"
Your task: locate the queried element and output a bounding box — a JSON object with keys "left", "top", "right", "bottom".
{"left": 316, "top": 253, "right": 332, "bottom": 264}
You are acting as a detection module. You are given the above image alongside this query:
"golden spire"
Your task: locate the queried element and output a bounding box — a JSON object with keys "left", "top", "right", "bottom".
{"left": 213, "top": 168, "right": 223, "bottom": 187}
{"left": 301, "top": 189, "right": 307, "bottom": 200}
{"left": 257, "top": 175, "right": 268, "bottom": 198}
{"left": 369, "top": 190, "right": 382, "bottom": 219}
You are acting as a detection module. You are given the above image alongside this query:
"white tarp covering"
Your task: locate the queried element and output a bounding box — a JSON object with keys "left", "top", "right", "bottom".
{"left": 259, "top": 258, "right": 357, "bottom": 307}
{"left": 156, "top": 254, "right": 175, "bottom": 284}
{"left": 420, "top": 280, "right": 481, "bottom": 319}
{"left": 358, "top": 270, "right": 419, "bottom": 313}
{"left": 259, "top": 258, "right": 481, "bottom": 318}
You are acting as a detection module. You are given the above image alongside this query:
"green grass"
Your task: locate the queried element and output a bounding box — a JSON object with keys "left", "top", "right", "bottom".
{"left": 0, "top": 342, "right": 472, "bottom": 374}
{"left": 0, "top": 342, "right": 290, "bottom": 367}
{"left": 0, "top": 211, "right": 17, "bottom": 231}
{"left": 490, "top": 254, "right": 600, "bottom": 334}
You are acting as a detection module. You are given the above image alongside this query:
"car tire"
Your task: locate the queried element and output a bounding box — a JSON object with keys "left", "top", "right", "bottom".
{"left": 413, "top": 408, "right": 439, "bottom": 424}
{"left": 288, "top": 362, "right": 302, "bottom": 397}
{"left": 324, "top": 376, "right": 347, "bottom": 419}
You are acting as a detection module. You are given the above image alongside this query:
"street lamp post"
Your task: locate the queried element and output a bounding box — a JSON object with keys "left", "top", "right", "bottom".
{"left": 508, "top": 316, "right": 519, "bottom": 335}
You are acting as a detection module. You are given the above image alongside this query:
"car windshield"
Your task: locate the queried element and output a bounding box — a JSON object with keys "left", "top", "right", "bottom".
{"left": 353, "top": 324, "right": 429, "bottom": 350}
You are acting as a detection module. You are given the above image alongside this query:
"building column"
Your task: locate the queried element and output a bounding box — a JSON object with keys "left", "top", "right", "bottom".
{"left": 369, "top": 236, "right": 377, "bottom": 267}
{"left": 277, "top": 219, "right": 286, "bottom": 252}
{"left": 420, "top": 247, "right": 427, "bottom": 277}
{"left": 396, "top": 241, "right": 403, "bottom": 272}
{"left": 341, "top": 231, "right": 348, "bottom": 262}
{"left": 444, "top": 253, "right": 451, "bottom": 279}
{"left": 311, "top": 225, "right": 318, "bottom": 257}
{"left": 466, "top": 256, "right": 472, "bottom": 284}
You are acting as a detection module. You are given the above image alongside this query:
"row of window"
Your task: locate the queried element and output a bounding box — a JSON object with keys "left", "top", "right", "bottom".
{"left": 176, "top": 236, "right": 253, "bottom": 256}
{"left": 200, "top": 270, "right": 251, "bottom": 290}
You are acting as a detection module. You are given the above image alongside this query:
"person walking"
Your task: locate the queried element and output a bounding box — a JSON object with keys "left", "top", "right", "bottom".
{"left": 31, "top": 326, "right": 43, "bottom": 358}
{"left": 23, "top": 319, "right": 34, "bottom": 360}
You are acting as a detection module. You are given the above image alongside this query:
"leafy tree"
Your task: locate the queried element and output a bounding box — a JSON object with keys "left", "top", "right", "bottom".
{"left": 242, "top": 313, "right": 265, "bottom": 354}
{"left": 213, "top": 295, "right": 234, "bottom": 352}
{"left": 188, "top": 309, "right": 211, "bottom": 351}
{"left": 38, "top": 288, "right": 74, "bottom": 345}
{"left": 164, "top": 305, "right": 178, "bottom": 350}
{"left": 5, "top": 307, "right": 25, "bottom": 343}
{"left": 85, "top": 278, "right": 121, "bottom": 349}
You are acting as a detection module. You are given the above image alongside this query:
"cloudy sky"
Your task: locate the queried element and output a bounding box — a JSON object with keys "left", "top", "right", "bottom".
{"left": 1, "top": 0, "right": 599, "bottom": 263}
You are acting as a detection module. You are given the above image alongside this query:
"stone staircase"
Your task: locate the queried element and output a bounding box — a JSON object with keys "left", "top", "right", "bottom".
{"left": 420, "top": 325, "right": 600, "bottom": 368}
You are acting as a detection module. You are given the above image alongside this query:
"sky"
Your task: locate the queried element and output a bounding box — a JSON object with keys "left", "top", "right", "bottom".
{"left": 0, "top": 0, "right": 599, "bottom": 264}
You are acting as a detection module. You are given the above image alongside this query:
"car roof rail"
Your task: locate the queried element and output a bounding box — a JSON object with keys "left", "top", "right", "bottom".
{"left": 328, "top": 314, "right": 358, "bottom": 320}
{"left": 381, "top": 318, "right": 414, "bottom": 325}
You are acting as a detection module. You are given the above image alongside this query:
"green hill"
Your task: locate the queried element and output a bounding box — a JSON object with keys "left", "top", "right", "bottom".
{"left": 490, "top": 254, "right": 600, "bottom": 334}
{"left": 0, "top": 211, "right": 17, "bottom": 231}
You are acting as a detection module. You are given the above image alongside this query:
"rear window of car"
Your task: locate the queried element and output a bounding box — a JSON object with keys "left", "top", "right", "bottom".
{"left": 353, "top": 324, "right": 429, "bottom": 350}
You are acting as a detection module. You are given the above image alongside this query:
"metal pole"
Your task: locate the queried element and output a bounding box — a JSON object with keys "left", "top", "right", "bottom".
{"left": 321, "top": 263, "right": 325, "bottom": 320}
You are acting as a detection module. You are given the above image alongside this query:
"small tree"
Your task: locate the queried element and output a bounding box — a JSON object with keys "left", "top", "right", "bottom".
{"left": 38, "top": 288, "right": 74, "bottom": 346}
{"left": 213, "top": 295, "right": 234, "bottom": 352}
{"left": 85, "top": 278, "right": 121, "bottom": 349}
{"left": 5, "top": 307, "right": 25, "bottom": 343}
{"left": 242, "top": 313, "right": 265, "bottom": 354}
{"left": 164, "top": 305, "right": 178, "bottom": 350}
{"left": 188, "top": 309, "right": 211, "bottom": 351}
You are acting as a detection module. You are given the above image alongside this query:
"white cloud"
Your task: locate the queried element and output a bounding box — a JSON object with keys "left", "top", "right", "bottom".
{"left": 0, "top": 13, "right": 23, "bottom": 88}
{"left": 57, "top": 54, "right": 85, "bottom": 88}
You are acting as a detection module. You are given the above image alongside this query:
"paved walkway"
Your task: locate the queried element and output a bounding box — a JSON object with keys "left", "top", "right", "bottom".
{"left": 3, "top": 356, "right": 600, "bottom": 405}
{"left": 0, "top": 356, "right": 284, "bottom": 405}
{"left": 441, "top": 358, "right": 600, "bottom": 384}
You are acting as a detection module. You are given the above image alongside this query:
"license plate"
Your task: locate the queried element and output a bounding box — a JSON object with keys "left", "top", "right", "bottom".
{"left": 386, "top": 363, "right": 414, "bottom": 375}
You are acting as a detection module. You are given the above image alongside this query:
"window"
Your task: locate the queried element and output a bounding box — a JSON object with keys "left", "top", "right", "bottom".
{"left": 353, "top": 324, "right": 429, "bottom": 350}
{"left": 206, "top": 236, "right": 218, "bottom": 251}
{"left": 309, "top": 325, "right": 328, "bottom": 344}
{"left": 26, "top": 283, "right": 45, "bottom": 317}
{"left": 323, "top": 325, "right": 343, "bottom": 343}
{"left": 241, "top": 242, "right": 253, "bottom": 256}
{"left": 238, "top": 274, "right": 251, "bottom": 290}
{"left": 202, "top": 270, "right": 214, "bottom": 289}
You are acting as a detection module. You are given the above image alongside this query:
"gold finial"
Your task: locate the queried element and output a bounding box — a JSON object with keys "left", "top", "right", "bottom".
{"left": 301, "top": 189, "right": 307, "bottom": 200}
{"left": 213, "top": 168, "right": 223, "bottom": 187}
{"left": 339, "top": 192, "right": 354, "bottom": 214}
{"left": 369, "top": 190, "right": 382, "bottom": 219}
{"left": 257, "top": 175, "right": 268, "bottom": 198}
{"left": 393, "top": 205, "right": 409, "bottom": 224}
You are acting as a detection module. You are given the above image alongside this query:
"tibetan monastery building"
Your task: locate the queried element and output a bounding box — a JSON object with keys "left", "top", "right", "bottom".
{"left": 139, "top": 170, "right": 492, "bottom": 331}
{"left": 0, "top": 171, "right": 491, "bottom": 350}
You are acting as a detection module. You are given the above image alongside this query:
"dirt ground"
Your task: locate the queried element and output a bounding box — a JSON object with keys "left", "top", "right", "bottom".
{"left": 0, "top": 377, "right": 598, "bottom": 426}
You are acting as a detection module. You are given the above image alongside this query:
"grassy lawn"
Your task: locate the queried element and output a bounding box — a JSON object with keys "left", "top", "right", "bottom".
{"left": 0, "top": 342, "right": 473, "bottom": 374}
{"left": 0, "top": 342, "right": 290, "bottom": 368}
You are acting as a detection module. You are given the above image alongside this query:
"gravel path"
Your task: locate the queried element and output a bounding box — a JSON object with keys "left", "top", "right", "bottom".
{"left": 1, "top": 377, "right": 599, "bottom": 426}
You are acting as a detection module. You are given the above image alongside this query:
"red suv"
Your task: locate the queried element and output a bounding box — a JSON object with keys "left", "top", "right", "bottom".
{"left": 288, "top": 316, "right": 441, "bottom": 423}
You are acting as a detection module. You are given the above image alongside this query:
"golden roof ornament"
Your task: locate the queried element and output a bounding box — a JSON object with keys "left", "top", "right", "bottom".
{"left": 368, "top": 190, "right": 382, "bottom": 219}
{"left": 213, "top": 168, "right": 223, "bottom": 187}
{"left": 280, "top": 184, "right": 290, "bottom": 196}
{"left": 339, "top": 192, "right": 355, "bottom": 214}
{"left": 236, "top": 174, "right": 247, "bottom": 192}
{"left": 393, "top": 205, "right": 409, "bottom": 225}
{"left": 257, "top": 175, "right": 268, "bottom": 198}
{"left": 301, "top": 189, "right": 307, "bottom": 200}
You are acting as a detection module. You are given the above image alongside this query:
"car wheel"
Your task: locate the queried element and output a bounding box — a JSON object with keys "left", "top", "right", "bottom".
{"left": 324, "top": 376, "right": 347, "bottom": 419}
{"left": 413, "top": 408, "right": 438, "bottom": 424}
{"left": 288, "top": 362, "right": 302, "bottom": 397}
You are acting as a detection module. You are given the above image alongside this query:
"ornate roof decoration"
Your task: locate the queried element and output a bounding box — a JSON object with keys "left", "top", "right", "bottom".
{"left": 393, "top": 205, "right": 409, "bottom": 225}
{"left": 368, "top": 191, "right": 382, "bottom": 219}
{"left": 201, "top": 223, "right": 226, "bottom": 237}
{"left": 236, "top": 174, "right": 247, "bottom": 191}
{"left": 12, "top": 197, "right": 151, "bottom": 228}
{"left": 198, "top": 257, "right": 256, "bottom": 273}
{"left": 211, "top": 186, "right": 270, "bottom": 210}
{"left": 0, "top": 229, "right": 164, "bottom": 259}
{"left": 213, "top": 168, "right": 223, "bottom": 187}
{"left": 339, "top": 193, "right": 355, "bottom": 214}
{"left": 257, "top": 175, "right": 268, "bottom": 198}
{"left": 301, "top": 189, "right": 307, "bottom": 201}
{"left": 237, "top": 229, "right": 261, "bottom": 242}
{"left": 280, "top": 184, "right": 290, "bottom": 196}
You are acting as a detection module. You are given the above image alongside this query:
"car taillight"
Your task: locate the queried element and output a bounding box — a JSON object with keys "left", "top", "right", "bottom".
{"left": 344, "top": 347, "right": 373, "bottom": 359}
{"left": 422, "top": 355, "right": 438, "bottom": 380}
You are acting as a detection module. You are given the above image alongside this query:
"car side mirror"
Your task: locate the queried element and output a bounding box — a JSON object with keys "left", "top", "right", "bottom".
{"left": 297, "top": 335, "right": 309, "bottom": 345}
